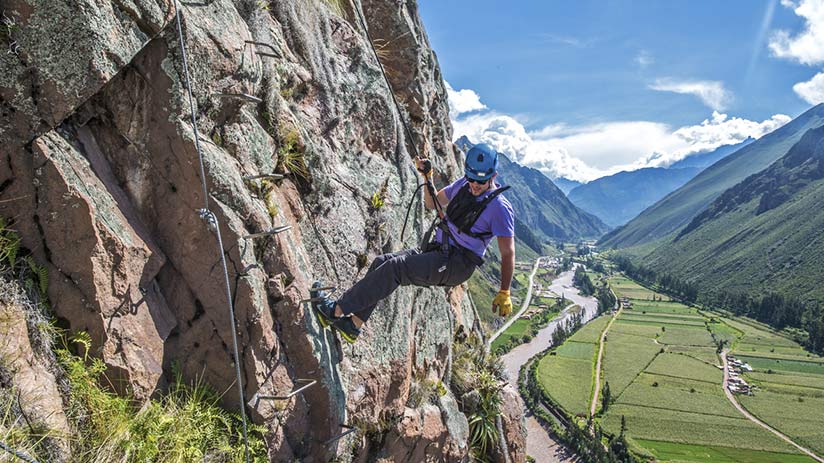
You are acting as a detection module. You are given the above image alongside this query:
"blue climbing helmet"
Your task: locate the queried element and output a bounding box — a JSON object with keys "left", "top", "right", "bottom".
{"left": 464, "top": 143, "right": 499, "bottom": 182}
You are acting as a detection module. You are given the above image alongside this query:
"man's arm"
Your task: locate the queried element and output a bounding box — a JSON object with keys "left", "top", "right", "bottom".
{"left": 422, "top": 184, "right": 449, "bottom": 210}
{"left": 497, "top": 236, "right": 515, "bottom": 291}
{"left": 415, "top": 157, "right": 449, "bottom": 209}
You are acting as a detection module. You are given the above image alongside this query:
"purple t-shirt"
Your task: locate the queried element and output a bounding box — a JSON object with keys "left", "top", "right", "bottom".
{"left": 435, "top": 178, "right": 515, "bottom": 257}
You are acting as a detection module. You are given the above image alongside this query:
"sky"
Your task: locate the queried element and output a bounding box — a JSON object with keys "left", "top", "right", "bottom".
{"left": 418, "top": 0, "right": 824, "bottom": 182}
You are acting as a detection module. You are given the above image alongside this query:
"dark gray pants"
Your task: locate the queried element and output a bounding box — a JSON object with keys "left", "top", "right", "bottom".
{"left": 337, "top": 245, "right": 481, "bottom": 323}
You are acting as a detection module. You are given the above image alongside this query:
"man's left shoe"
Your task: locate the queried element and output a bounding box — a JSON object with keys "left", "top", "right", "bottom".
{"left": 311, "top": 281, "right": 340, "bottom": 329}
{"left": 332, "top": 317, "right": 361, "bottom": 344}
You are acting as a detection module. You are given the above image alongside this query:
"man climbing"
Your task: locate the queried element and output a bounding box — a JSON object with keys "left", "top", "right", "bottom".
{"left": 312, "top": 143, "right": 515, "bottom": 343}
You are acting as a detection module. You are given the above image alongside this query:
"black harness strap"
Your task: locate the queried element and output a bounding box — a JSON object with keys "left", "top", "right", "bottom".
{"left": 445, "top": 184, "right": 511, "bottom": 239}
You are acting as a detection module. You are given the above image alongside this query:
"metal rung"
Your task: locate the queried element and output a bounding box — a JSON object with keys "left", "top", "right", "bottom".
{"left": 257, "top": 379, "right": 316, "bottom": 401}
{"left": 213, "top": 93, "right": 262, "bottom": 104}
{"left": 255, "top": 52, "right": 279, "bottom": 58}
{"left": 243, "top": 174, "right": 285, "bottom": 181}
{"left": 324, "top": 425, "right": 356, "bottom": 446}
{"left": 245, "top": 41, "right": 281, "bottom": 57}
{"left": 243, "top": 225, "right": 291, "bottom": 239}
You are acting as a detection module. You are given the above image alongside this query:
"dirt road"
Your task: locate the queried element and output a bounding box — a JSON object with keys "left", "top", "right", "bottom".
{"left": 721, "top": 350, "right": 824, "bottom": 463}
{"left": 590, "top": 308, "right": 619, "bottom": 417}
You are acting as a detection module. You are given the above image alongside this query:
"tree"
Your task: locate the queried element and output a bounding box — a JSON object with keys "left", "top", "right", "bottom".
{"left": 601, "top": 381, "right": 611, "bottom": 413}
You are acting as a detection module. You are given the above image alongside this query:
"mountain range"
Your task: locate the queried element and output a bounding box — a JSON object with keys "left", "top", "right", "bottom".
{"left": 455, "top": 136, "right": 609, "bottom": 248}
{"left": 599, "top": 103, "right": 824, "bottom": 250}
{"left": 646, "top": 122, "right": 824, "bottom": 301}
{"left": 566, "top": 138, "right": 753, "bottom": 227}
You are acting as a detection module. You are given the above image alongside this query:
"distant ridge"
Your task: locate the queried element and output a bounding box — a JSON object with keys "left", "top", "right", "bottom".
{"left": 600, "top": 103, "right": 824, "bottom": 250}
{"left": 644, "top": 123, "right": 824, "bottom": 302}
{"left": 455, "top": 136, "right": 609, "bottom": 242}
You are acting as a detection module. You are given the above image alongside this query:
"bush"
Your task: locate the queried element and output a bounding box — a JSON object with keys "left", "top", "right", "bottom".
{"left": 58, "top": 345, "right": 268, "bottom": 462}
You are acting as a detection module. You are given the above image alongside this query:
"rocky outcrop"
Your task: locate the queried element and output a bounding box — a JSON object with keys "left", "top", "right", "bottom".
{"left": 0, "top": 0, "right": 525, "bottom": 461}
{"left": 0, "top": 279, "right": 71, "bottom": 462}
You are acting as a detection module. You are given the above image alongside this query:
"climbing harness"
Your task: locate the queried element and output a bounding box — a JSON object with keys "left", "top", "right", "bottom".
{"left": 0, "top": 441, "right": 40, "bottom": 463}
{"left": 172, "top": 0, "right": 249, "bottom": 460}
{"left": 445, "top": 183, "right": 510, "bottom": 239}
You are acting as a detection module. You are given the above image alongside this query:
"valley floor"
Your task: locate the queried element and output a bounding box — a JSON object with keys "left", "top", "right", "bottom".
{"left": 536, "top": 272, "right": 824, "bottom": 463}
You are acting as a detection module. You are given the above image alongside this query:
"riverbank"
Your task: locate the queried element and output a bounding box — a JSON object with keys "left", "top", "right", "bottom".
{"left": 501, "top": 266, "right": 598, "bottom": 463}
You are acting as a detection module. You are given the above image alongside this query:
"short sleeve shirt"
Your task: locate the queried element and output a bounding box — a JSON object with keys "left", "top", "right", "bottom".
{"left": 435, "top": 178, "right": 515, "bottom": 257}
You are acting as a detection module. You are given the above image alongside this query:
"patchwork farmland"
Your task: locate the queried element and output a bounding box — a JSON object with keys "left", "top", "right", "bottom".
{"left": 536, "top": 272, "right": 824, "bottom": 462}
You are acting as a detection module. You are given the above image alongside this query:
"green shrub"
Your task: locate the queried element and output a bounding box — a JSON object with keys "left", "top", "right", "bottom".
{"left": 58, "top": 347, "right": 267, "bottom": 462}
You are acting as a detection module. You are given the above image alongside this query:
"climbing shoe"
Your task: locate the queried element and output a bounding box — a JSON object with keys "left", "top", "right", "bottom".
{"left": 332, "top": 317, "right": 361, "bottom": 344}
{"left": 311, "top": 281, "right": 340, "bottom": 329}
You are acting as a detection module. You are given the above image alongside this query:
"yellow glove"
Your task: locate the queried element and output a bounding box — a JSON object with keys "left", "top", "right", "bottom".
{"left": 492, "top": 290, "right": 512, "bottom": 317}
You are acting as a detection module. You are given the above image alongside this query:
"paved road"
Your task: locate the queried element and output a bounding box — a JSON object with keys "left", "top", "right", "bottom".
{"left": 721, "top": 350, "right": 824, "bottom": 463}
{"left": 500, "top": 266, "right": 599, "bottom": 463}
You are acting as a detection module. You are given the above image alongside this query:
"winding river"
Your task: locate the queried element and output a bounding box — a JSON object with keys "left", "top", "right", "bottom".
{"left": 500, "top": 265, "right": 599, "bottom": 463}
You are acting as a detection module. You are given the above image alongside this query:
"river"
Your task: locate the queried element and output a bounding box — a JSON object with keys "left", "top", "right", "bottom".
{"left": 500, "top": 266, "right": 599, "bottom": 463}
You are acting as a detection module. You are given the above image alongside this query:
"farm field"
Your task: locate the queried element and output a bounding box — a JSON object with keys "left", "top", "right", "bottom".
{"left": 597, "top": 274, "right": 816, "bottom": 461}
{"left": 533, "top": 272, "right": 824, "bottom": 461}
{"left": 535, "top": 315, "right": 612, "bottom": 417}
{"left": 490, "top": 301, "right": 564, "bottom": 353}
{"left": 728, "top": 316, "right": 824, "bottom": 457}
{"left": 634, "top": 439, "right": 815, "bottom": 463}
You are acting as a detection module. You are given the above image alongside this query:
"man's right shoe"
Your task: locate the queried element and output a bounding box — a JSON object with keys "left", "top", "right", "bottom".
{"left": 332, "top": 317, "right": 361, "bottom": 344}
{"left": 311, "top": 281, "right": 340, "bottom": 329}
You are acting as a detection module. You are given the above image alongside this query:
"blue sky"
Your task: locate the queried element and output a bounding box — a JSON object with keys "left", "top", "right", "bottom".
{"left": 419, "top": 0, "right": 824, "bottom": 181}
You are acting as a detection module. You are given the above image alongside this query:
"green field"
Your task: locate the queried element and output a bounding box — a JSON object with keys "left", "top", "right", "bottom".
{"left": 728, "top": 318, "right": 824, "bottom": 457}
{"left": 610, "top": 277, "right": 670, "bottom": 301}
{"left": 537, "top": 347, "right": 595, "bottom": 417}
{"left": 597, "top": 274, "right": 820, "bottom": 461}
{"left": 490, "top": 318, "right": 530, "bottom": 351}
{"left": 635, "top": 440, "right": 816, "bottom": 463}
{"left": 532, "top": 272, "right": 824, "bottom": 461}
{"left": 535, "top": 314, "right": 613, "bottom": 417}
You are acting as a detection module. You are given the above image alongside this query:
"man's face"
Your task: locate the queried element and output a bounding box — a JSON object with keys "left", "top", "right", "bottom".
{"left": 467, "top": 174, "right": 496, "bottom": 196}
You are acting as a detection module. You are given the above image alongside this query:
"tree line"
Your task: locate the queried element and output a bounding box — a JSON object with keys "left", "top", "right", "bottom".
{"left": 520, "top": 315, "right": 637, "bottom": 463}
{"left": 612, "top": 255, "right": 824, "bottom": 355}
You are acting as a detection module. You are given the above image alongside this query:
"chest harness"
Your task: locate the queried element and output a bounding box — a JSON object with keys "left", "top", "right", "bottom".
{"left": 402, "top": 162, "right": 509, "bottom": 262}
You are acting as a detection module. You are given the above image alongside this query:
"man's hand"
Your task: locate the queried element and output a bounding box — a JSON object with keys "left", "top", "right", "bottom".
{"left": 415, "top": 156, "right": 433, "bottom": 180}
{"left": 492, "top": 289, "right": 512, "bottom": 317}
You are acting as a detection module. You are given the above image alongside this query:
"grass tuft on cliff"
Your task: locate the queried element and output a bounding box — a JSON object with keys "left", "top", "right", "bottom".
{"left": 58, "top": 349, "right": 268, "bottom": 462}
{"left": 0, "top": 220, "right": 268, "bottom": 462}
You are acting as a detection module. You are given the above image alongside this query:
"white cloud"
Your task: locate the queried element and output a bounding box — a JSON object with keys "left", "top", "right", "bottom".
{"left": 769, "top": 0, "right": 824, "bottom": 65}
{"left": 793, "top": 71, "right": 824, "bottom": 103}
{"left": 537, "top": 34, "right": 594, "bottom": 48}
{"left": 635, "top": 50, "right": 654, "bottom": 68}
{"left": 453, "top": 113, "right": 606, "bottom": 181}
{"left": 649, "top": 78, "right": 733, "bottom": 111}
{"left": 452, "top": 110, "right": 791, "bottom": 182}
{"left": 444, "top": 81, "right": 486, "bottom": 117}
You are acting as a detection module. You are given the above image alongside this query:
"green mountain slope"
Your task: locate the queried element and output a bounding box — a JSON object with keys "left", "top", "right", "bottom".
{"left": 568, "top": 166, "right": 699, "bottom": 227}
{"left": 645, "top": 124, "right": 824, "bottom": 301}
{"left": 600, "top": 104, "right": 824, "bottom": 250}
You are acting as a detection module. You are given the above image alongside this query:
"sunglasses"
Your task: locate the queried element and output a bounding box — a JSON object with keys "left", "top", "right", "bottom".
{"left": 465, "top": 176, "right": 490, "bottom": 185}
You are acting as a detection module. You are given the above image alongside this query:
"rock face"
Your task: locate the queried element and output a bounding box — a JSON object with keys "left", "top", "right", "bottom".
{"left": 0, "top": 0, "right": 524, "bottom": 461}
{"left": 0, "top": 279, "right": 71, "bottom": 462}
